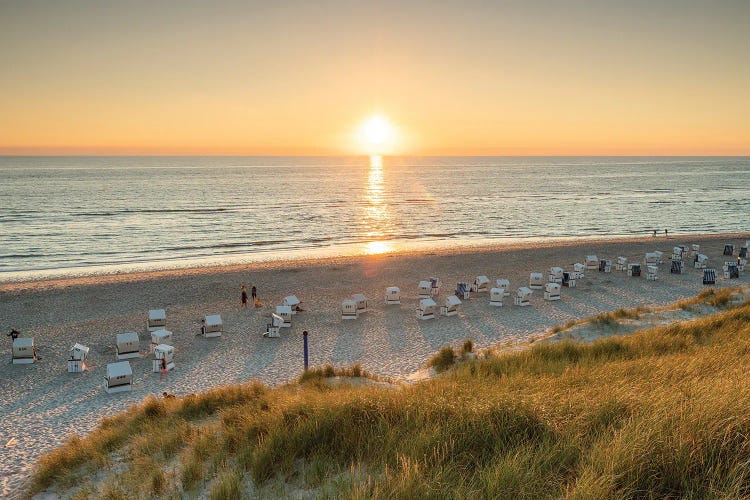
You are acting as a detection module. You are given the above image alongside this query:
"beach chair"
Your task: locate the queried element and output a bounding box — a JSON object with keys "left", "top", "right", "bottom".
{"left": 646, "top": 265, "right": 658, "bottom": 281}
{"left": 670, "top": 260, "right": 683, "bottom": 274}
{"left": 739, "top": 259, "right": 747, "bottom": 272}
{"left": 529, "top": 272, "right": 544, "bottom": 290}
{"left": 690, "top": 244, "right": 700, "bottom": 258}
{"left": 724, "top": 263, "right": 739, "bottom": 279}
{"left": 599, "top": 260, "right": 612, "bottom": 273}
{"left": 105, "top": 361, "right": 132, "bottom": 394}
{"left": 416, "top": 298, "right": 437, "bottom": 320}
{"left": 202, "top": 314, "right": 223, "bottom": 337}
{"left": 703, "top": 269, "right": 716, "bottom": 285}
{"left": 418, "top": 280, "right": 431, "bottom": 299}
{"left": 471, "top": 276, "right": 489, "bottom": 293}
{"left": 147, "top": 309, "right": 166, "bottom": 333}
{"left": 341, "top": 300, "right": 358, "bottom": 320}
{"left": 548, "top": 267, "right": 564, "bottom": 283}
{"left": 12, "top": 337, "right": 36, "bottom": 364}
{"left": 694, "top": 253, "right": 708, "bottom": 269}
{"left": 585, "top": 255, "right": 598, "bottom": 270}
{"left": 282, "top": 295, "right": 302, "bottom": 314}
{"left": 116, "top": 332, "right": 140, "bottom": 360}
{"left": 68, "top": 343, "right": 89, "bottom": 372}
{"left": 495, "top": 279, "right": 510, "bottom": 296}
{"left": 544, "top": 282, "right": 561, "bottom": 301}
{"left": 724, "top": 244, "right": 734, "bottom": 256}
{"left": 385, "top": 286, "right": 401, "bottom": 304}
{"left": 645, "top": 252, "right": 659, "bottom": 266}
{"left": 740, "top": 247, "right": 748, "bottom": 259}
{"left": 615, "top": 256, "right": 628, "bottom": 271}
{"left": 489, "top": 287, "right": 504, "bottom": 306}
{"left": 440, "top": 295, "right": 462, "bottom": 316}
{"left": 573, "top": 263, "right": 585, "bottom": 279}
{"left": 150, "top": 329, "right": 172, "bottom": 346}
{"left": 264, "top": 313, "right": 284, "bottom": 337}
{"left": 562, "top": 272, "right": 576, "bottom": 288}
{"left": 152, "top": 344, "right": 175, "bottom": 373}
{"left": 671, "top": 247, "right": 683, "bottom": 262}
{"left": 628, "top": 263, "right": 641, "bottom": 277}
{"left": 352, "top": 293, "right": 368, "bottom": 313}
{"left": 275, "top": 306, "right": 292, "bottom": 327}
{"left": 430, "top": 277, "right": 441, "bottom": 296}
{"left": 456, "top": 282, "right": 470, "bottom": 300}
{"left": 514, "top": 287, "right": 532, "bottom": 306}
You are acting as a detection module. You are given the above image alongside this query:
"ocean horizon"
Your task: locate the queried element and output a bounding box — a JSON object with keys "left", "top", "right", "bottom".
{"left": 2, "top": 155, "right": 749, "bottom": 282}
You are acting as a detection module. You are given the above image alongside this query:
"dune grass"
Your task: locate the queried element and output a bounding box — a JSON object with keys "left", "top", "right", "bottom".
{"left": 30, "top": 300, "right": 750, "bottom": 498}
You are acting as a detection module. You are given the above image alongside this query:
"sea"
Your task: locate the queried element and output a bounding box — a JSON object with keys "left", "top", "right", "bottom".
{"left": 1, "top": 156, "right": 748, "bottom": 282}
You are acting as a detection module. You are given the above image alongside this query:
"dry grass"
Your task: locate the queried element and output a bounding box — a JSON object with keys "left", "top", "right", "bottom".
{"left": 30, "top": 300, "right": 750, "bottom": 498}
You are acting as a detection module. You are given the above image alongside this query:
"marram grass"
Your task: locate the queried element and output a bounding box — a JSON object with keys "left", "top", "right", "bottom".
{"left": 31, "top": 301, "right": 750, "bottom": 498}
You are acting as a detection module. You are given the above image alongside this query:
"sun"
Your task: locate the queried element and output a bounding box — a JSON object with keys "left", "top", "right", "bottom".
{"left": 357, "top": 115, "right": 396, "bottom": 154}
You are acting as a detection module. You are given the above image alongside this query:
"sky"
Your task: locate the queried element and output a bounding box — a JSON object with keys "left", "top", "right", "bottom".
{"left": 1, "top": 0, "right": 748, "bottom": 156}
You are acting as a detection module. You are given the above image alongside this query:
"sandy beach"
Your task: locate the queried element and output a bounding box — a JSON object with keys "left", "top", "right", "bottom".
{"left": 1, "top": 233, "right": 748, "bottom": 498}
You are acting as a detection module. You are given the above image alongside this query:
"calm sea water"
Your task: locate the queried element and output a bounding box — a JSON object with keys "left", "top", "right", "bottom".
{"left": 1, "top": 156, "right": 748, "bottom": 281}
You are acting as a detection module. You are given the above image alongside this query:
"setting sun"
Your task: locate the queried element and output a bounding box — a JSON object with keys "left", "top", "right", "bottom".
{"left": 357, "top": 115, "right": 396, "bottom": 154}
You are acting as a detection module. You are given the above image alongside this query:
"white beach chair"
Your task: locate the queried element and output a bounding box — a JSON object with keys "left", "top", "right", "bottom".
{"left": 615, "top": 256, "right": 628, "bottom": 271}
{"left": 282, "top": 295, "right": 302, "bottom": 314}
{"left": 514, "top": 287, "right": 532, "bottom": 307}
{"left": 495, "top": 279, "right": 510, "bottom": 296}
{"left": 671, "top": 247, "right": 683, "bottom": 262}
{"left": 628, "top": 263, "right": 641, "bottom": 277}
{"left": 12, "top": 337, "right": 36, "bottom": 364}
{"left": 352, "top": 293, "right": 368, "bottom": 313}
{"left": 647, "top": 265, "right": 658, "bottom": 281}
{"left": 645, "top": 252, "right": 659, "bottom": 266}
{"left": 152, "top": 344, "right": 175, "bottom": 373}
{"left": 264, "top": 313, "right": 284, "bottom": 337}
{"left": 275, "top": 306, "right": 292, "bottom": 327}
{"left": 573, "top": 263, "right": 585, "bottom": 279}
{"left": 738, "top": 259, "right": 747, "bottom": 272}
{"left": 585, "top": 255, "right": 598, "bottom": 270}
{"left": 440, "top": 295, "right": 462, "bottom": 316}
{"left": 385, "top": 286, "right": 401, "bottom": 304}
{"left": 694, "top": 254, "right": 708, "bottom": 269}
{"left": 529, "top": 272, "right": 544, "bottom": 290}
{"left": 471, "top": 276, "right": 489, "bottom": 293}
{"left": 68, "top": 343, "right": 89, "bottom": 373}
{"left": 150, "top": 329, "right": 172, "bottom": 346}
{"left": 341, "top": 299, "right": 358, "bottom": 320}
{"left": 544, "top": 282, "right": 561, "bottom": 301}
{"left": 654, "top": 251, "right": 664, "bottom": 264}
{"left": 489, "top": 287, "right": 504, "bottom": 306}
{"left": 105, "top": 361, "right": 132, "bottom": 394}
{"left": 202, "top": 314, "right": 223, "bottom": 337}
{"left": 116, "top": 332, "right": 140, "bottom": 360}
{"left": 548, "top": 267, "right": 564, "bottom": 284}
{"left": 562, "top": 272, "right": 576, "bottom": 288}
{"left": 598, "top": 260, "right": 612, "bottom": 273}
{"left": 416, "top": 298, "right": 437, "bottom": 320}
{"left": 690, "top": 244, "right": 700, "bottom": 258}
{"left": 418, "top": 280, "right": 431, "bottom": 299}
{"left": 147, "top": 309, "right": 166, "bottom": 333}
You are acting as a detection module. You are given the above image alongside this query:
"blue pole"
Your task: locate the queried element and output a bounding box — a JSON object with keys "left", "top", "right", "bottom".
{"left": 303, "top": 330, "right": 309, "bottom": 371}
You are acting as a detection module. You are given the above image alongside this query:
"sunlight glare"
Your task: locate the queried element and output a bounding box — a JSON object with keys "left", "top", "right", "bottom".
{"left": 357, "top": 115, "right": 396, "bottom": 154}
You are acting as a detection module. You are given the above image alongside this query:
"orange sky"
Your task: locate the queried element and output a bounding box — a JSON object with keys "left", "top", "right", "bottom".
{"left": 1, "top": 1, "right": 749, "bottom": 156}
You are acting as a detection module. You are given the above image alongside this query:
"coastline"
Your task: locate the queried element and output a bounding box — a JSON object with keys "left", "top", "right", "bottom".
{"left": 1, "top": 231, "right": 748, "bottom": 498}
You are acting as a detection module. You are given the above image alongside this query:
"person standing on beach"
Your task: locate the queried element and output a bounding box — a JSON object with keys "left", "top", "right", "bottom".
{"left": 7, "top": 328, "right": 20, "bottom": 341}
{"left": 241, "top": 285, "right": 248, "bottom": 308}
{"left": 665, "top": 229, "right": 668, "bottom": 237}
{"left": 160, "top": 357, "right": 168, "bottom": 381}
{"left": 251, "top": 285, "right": 259, "bottom": 307}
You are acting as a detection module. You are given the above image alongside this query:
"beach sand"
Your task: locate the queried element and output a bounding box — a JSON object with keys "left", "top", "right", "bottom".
{"left": 1, "top": 233, "right": 748, "bottom": 498}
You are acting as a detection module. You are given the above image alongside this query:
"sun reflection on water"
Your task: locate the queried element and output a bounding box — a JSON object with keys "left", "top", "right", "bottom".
{"left": 363, "top": 155, "right": 394, "bottom": 254}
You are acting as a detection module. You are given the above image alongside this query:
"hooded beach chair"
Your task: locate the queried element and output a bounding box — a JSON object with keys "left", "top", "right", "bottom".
{"left": 740, "top": 247, "right": 748, "bottom": 259}
{"left": 724, "top": 244, "right": 734, "bottom": 256}
{"left": 543, "top": 282, "right": 561, "bottom": 301}
{"left": 703, "top": 269, "right": 716, "bottom": 285}
{"left": 147, "top": 309, "right": 166, "bottom": 333}
{"left": 275, "top": 307, "right": 292, "bottom": 327}
{"left": 150, "top": 329, "right": 172, "bottom": 346}
{"left": 615, "top": 256, "right": 628, "bottom": 271}
{"left": 456, "top": 282, "right": 470, "bottom": 300}
{"left": 116, "top": 332, "right": 140, "bottom": 360}
{"left": 202, "top": 314, "right": 223, "bottom": 337}
{"left": 529, "top": 273, "right": 544, "bottom": 290}
{"left": 418, "top": 280, "right": 431, "bottom": 299}
{"left": 471, "top": 276, "right": 489, "bottom": 293}
{"left": 12, "top": 337, "right": 36, "bottom": 364}
{"left": 646, "top": 265, "right": 658, "bottom": 281}
{"left": 548, "top": 267, "right": 564, "bottom": 283}
{"left": 694, "top": 254, "right": 708, "bottom": 269}
{"left": 105, "top": 361, "right": 132, "bottom": 394}
{"left": 724, "top": 263, "right": 739, "bottom": 279}
{"left": 152, "top": 344, "right": 175, "bottom": 373}
{"left": 352, "top": 293, "right": 368, "bottom": 313}
{"left": 495, "top": 279, "right": 510, "bottom": 296}
{"left": 68, "top": 343, "right": 89, "bottom": 372}
{"left": 628, "top": 263, "right": 641, "bottom": 277}
{"left": 429, "top": 277, "right": 441, "bottom": 296}
{"left": 573, "top": 263, "right": 585, "bottom": 279}
{"left": 514, "top": 287, "right": 532, "bottom": 306}
{"left": 264, "top": 313, "right": 284, "bottom": 337}
{"left": 599, "top": 260, "right": 612, "bottom": 273}
{"left": 562, "top": 272, "right": 576, "bottom": 288}
{"left": 440, "top": 295, "right": 462, "bottom": 316}
{"left": 385, "top": 286, "right": 401, "bottom": 304}
{"left": 489, "top": 287, "right": 504, "bottom": 306}
{"left": 282, "top": 295, "right": 302, "bottom": 314}
{"left": 341, "top": 299, "right": 358, "bottom": 320}
{"left": 645, "top": 252, "right": 659, "bottom": 266}
{"left": 690, "top": 244, "right": 700, "bottom": 258}
{"left": 416, "top": 298, "right": 437, "bottom": 320}
{"left": 585, "top": 255, "right": 598, "bottom": 270}
{"left": 670, "top": 260, "right": 683, "bottom": 274}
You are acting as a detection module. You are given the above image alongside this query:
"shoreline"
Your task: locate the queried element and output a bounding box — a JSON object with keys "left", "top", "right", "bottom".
{"left": 2, "top": 231, "right": 747, "bottom": 293}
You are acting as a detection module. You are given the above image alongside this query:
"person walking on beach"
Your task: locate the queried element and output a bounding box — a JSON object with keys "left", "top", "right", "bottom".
{"left": 7, "top": 328, "right": 19, "bottom": 341}
{"left": 665, "top": 228, "right": 668, "bottom": 238}
{"left": 251, "top": 285, "right": 259, "bottom": 307}
{"left": 653, "top": 229, "right": 657, "bottom": 237}
{"left": 241, "top": 285, "right": 248, "bottom": 308}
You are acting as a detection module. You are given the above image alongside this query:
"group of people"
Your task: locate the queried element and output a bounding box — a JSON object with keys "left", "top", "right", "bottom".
{"left": 653, "top": 229, "right": 669, "bottom": 237}
{"left": 240, "top": 285, "right": 259, "bottom": 308}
